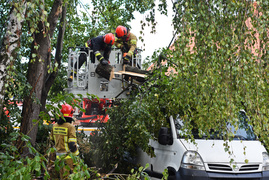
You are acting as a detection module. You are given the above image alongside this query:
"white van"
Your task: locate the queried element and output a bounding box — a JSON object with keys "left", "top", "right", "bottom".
{"left": 137, "top": 111, "right": 269, "bottom": 179}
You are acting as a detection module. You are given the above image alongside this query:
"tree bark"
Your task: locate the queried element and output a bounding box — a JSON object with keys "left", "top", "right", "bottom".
{"left": 0, "top": 1, "right": 27, "bottom": 118}
{"left": 122, "top": 65, "right": 149, "bottom": 83}
{"left": 95, "top": 63, "right": 114, "bottom": 81}
{"left": 41, "top": 5, "right": 67, "bottom": 112}
{"left": 20, "top": 0, "right": 63, "bottom": 153}
{"left": 125, "top": 65, "right": 149, "bottom": 74}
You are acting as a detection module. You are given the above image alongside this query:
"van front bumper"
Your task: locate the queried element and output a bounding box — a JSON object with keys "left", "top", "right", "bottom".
{"left": 177, "top": 168, "right": 269, "bottom": 180}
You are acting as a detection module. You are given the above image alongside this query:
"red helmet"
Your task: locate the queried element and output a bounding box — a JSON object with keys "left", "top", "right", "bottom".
{"left": 104, "top": 33, "right": 115, "bottom": 45}
{"left": 115, "top": 25, "right": 127, "bottom": 38}
{"left": 61, "top": 103, "right": 74, "bottom": 118}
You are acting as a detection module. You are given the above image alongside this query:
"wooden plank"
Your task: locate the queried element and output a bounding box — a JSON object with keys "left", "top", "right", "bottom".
{"left": 114, "top": 71, "right": 147, "bottom": 78}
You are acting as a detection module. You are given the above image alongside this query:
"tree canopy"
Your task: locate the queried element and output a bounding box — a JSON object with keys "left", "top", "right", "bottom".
{"left": 1, "top": 0, "right": 269, "bottom": 178}
{"left": 93, "top": 0, "right": 269, "bottom": 171}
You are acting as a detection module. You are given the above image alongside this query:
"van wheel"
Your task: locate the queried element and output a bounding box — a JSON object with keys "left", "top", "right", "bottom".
{"left": 168, "top": 175, "right": 176, "bottom": 180}
{"left": 167, "top": 168, "right": 176, "bottom": 180}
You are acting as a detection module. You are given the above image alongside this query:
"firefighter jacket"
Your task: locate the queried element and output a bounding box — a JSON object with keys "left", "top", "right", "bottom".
{"left": 50, "top": 121, "right": 79, "bottom": 156}
{"left": 85, "top": 35, "right": 112, "bottom": 61}
{"left": 114, "top": 32, "right": 137, "bottom": 57}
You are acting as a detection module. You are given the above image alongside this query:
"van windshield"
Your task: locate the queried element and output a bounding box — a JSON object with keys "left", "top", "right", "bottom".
{"left": 175, "top": 111, "right": 257, "bottom": 140}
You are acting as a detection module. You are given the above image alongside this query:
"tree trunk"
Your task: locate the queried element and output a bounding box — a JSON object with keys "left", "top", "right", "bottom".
{"left": 125, "top": 65, "right": 150, "bottom": 74}
{"left": 0, "top": 1, "right": 27, "bottom": 118}
{"left": 116, "top": 65, "right": 150, "bottom": 83}
{"left": 20, "top": 0, "right": 63, "bottom": 154}
{"left": 95, "top": 63, "right": 114, "bottom": 81}
{"left": 41, "top": 5, "right": 67, "bottom": 112}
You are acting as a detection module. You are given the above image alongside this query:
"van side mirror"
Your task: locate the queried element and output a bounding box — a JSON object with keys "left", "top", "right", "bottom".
{"left": 158, "top": 127, "right": 173, "bottom": 145}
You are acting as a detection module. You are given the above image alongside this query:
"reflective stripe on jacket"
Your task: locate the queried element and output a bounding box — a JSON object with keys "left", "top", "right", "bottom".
{"left": 86, "top": 35, "right": 112, "bottom": 61}
{"left": 50, "top": 122, "right": 79, "bottom": 156}
{"left": 115, "top": 32, "right": 137, "bottom": 57}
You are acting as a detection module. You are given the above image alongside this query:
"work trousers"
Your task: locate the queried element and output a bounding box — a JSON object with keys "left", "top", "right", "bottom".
{"left": 57, "top": 155, "right": 74, "bottom": 180}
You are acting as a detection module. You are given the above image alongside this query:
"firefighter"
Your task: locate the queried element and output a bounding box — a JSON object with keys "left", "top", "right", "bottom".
{"left": 68, "top": 33, "right": 115, "bottom": 81}
{"left": 50, "top": 103, "right": 79, "bottom": 179}
{"left": 115, "top": 25, "right": 137, "bottom": 66}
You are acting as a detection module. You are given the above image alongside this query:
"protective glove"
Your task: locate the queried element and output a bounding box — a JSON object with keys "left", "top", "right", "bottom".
{"left": 123, "top": 55, "right": 131, "bottom": 65}
{"left": 100, "top": 59, "right": 109, "bottom": 65}
{"left": 68, "top": 75, "right": 73, "bottom": 82}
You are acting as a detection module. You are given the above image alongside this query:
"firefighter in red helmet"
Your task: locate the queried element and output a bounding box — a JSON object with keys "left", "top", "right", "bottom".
{"left": 50, "top": 103, "right": 79, "bottom": 179}
{"left": 68, "top": 33, "right": 115, "bottom": 81}
{"left": 115, "top": 25, "right": 137, "bottom": 66}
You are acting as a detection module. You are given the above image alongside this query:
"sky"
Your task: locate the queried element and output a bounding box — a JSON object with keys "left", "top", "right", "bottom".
{"left": 129, "top": 1, "right": 175, "bottom": 61}
{"left": 79, "top": 0, "right": 175, "bottom": 62}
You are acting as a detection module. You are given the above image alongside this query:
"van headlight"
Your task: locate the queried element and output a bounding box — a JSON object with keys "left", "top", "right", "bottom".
{"left": 181, "top": 151, "right": 205, "bottom": 170}
{"left": 262, "top": 152, "right": 269, "bottom": 171}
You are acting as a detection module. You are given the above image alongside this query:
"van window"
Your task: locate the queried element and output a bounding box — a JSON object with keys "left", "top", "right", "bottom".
{"left": 226, "top": 110, "right": 256, "bottom": 140}
{"left": 174, "top": 111, "right": 257, "bottom": 140}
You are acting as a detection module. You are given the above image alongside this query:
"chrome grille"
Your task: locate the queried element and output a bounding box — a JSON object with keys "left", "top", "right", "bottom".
{"left": 208, "top": 164, "right": 233, "bottom": 171}
{"left": 208, "top": 164, "right": 259, "bottom": 172}
{"left": 239, "top": 164, "right": 259, "bottom": 171}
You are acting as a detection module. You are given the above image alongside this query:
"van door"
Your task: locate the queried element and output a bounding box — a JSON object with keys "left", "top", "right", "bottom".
{"left": 150, "top": 139, "right": 176, "bottom": 173}
{"left": 150, "top": 117, "right": 186, "bottom": 174}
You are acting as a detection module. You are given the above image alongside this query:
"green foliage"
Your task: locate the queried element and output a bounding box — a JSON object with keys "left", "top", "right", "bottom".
{"left": 161, "top": 168, "right": 169, "bottom": 180}
{"left": 0, "top": 131, "right": 95, "bottom": 180}
{"left": 0, "top": 69, "right": 28, "bottom": 144}
{"left": 6, "top": 0, "right": 269, "bottom": 178}
{"left": 1, "top": 0, "right": 170, "bottom": 178}
{"left": 54, "top": 153, "right": 92, "bottom": 180}
{"left": 89, "top": 97, "right": 164, "bottom": 173}
{"left": 91, "top": 0, "right": 156, "bottom": 30}
{"left": 0, "top": 0, "right": 10, "bottom": 48}
{"left": 127, "top": 164, "right": 150, "bottom": 180}
{"left": 35, "top": 123, "right": 52, "bottom": 154}
{"left": 0, "top": 113, "right": 15, "bottom": 145}
{"left": 47, "top": 68, "right": 69, "bottom": 99}
{"left": 0, "top": 126, "right": 151, "bottom": 179}
{"left": 5, "top": 64, "right": 30, "bottom": 101}
{"left": 154, "top": 0, "right": 269, "bottom": 147}
{"left": 90, "top": 2, "right": 269, "bottom": 173}
{"left": 0, "top": 132, "right": 50, "bottom": 180}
